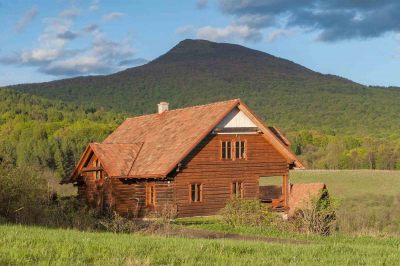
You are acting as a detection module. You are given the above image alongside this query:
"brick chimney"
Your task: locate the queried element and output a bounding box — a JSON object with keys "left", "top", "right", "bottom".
{"left": 158, "top": 102, "right": 169, "bottom": 114}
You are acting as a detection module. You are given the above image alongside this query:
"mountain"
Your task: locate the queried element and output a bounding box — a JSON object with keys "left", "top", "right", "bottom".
{"left": 3, "top": 39, "right": 400, "bottom": 170}
{"left": 6, "top": 39, "right": 400, "bottom": 137}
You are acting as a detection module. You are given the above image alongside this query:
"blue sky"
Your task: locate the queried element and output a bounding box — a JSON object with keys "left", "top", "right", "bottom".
{"left": 1, "top": 0, "right": 400, "bottom": 86}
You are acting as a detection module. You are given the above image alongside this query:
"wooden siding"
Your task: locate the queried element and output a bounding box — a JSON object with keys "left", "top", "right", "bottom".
{"left": 174, "top": 133, "right": 288, "bottom": 217}
{"left": 76, "top": 132, "right": 289, "bottom": 218}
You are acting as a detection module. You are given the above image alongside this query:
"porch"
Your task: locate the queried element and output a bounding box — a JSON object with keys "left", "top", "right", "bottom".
{"left": 259, "top": 174, "right": 290, "bottom": 211}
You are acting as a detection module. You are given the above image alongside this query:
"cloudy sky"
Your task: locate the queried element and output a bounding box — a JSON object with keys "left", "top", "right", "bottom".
{"left": 1, "top": 0, "right": 400, "bottom": 86}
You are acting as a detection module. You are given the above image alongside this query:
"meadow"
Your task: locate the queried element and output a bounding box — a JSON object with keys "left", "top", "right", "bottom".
{"left": 1, "top": 224, "right": 400, "bottom": 265}
{"left": 1, "top": 170, "right": 400, "bottom": 265}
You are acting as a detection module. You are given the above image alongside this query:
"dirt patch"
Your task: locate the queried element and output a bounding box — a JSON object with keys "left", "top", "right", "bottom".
{"left": 165, "top": 227, "right": 310, "bottom": 245}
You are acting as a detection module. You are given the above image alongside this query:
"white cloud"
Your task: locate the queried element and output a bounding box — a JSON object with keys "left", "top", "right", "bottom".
{"left": 1, "top": 7, "right": 145, "bottom": 77}
{"left": 197, "top": 24, "right": 262, "bottom": 42}
{"left": 42, "top": 55, "right": 110, "bottom": 76}
{"left": 15, "top": 7, "right": 39, "bottom": 32}
{"left": 103, "top": 12, "right": 125, "bottom": 21}
{"left": 267, "top": 29, "right": 292, "bottom": 42}
{"left": 176, "top": 25, "right": 195, "bottom": 35}
{"left": 89, "top": 0, "right": 100, "bottom": 11}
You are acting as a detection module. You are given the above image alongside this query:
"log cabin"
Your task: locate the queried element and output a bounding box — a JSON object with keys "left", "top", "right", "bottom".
{"left": 61, "top": 99, "right": 305, "bottom": 218}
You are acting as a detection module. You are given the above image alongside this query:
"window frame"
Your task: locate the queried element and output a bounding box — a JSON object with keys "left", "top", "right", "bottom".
{"left": 189, "top": 183, "right": 203, "bottom": 203}
{"left": 221, "top": 139, "right": 247, "bottom": 161}
{"left": 93, "top": 159, "right": 102, "bottom": 180}
{"left": 146, "top": 183, "right": 156, "bottom": 207}
{"left": 231, "top": 181, "right": 244, "bottom": 199}
{"left": 220, "top": 140, "right": 232, "bottom": 160}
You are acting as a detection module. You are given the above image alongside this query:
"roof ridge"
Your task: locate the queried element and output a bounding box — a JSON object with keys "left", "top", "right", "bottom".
{"left": 125, "top": 98, "right": 240, "bottom": 120}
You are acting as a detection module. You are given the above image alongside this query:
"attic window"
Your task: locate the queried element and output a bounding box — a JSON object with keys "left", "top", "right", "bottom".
{"left": 93, "top": 159, "right": 102, "bottom": 180}
{"left": 235, "top": 141, "right": 246, "bottom": 160}
{"left": 221, "top": 141, "right": 232, "bottom": 160}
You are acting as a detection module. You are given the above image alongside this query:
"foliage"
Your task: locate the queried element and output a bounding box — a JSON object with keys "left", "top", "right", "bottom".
{"left": 0, "top": 89, "right": 124, "bottom": 180}
{"left": 291, "top": 189, "right": 340, "bottom": 236}
{"left": 3, "top": 39, "right": 400, "bottom": 171}
{"left": 0, "top": 165, "right": 48, "bottom": 223}
{"left": 148, "top": 203, "right": 178, "bottom": 234}
{"left": 220, "top": 198, "right": 275, "bottom": 228}
{"left": 99, "top": 212, "right": 143, "bottom": 233}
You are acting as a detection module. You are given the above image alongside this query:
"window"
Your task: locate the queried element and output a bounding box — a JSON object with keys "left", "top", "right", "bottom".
{"left": 231, "top": 181, "right": 243, "bottom": 198}
{"left": 93, "top": 159, "right": 102, "bottom": 180}
{"left": 190, "top": 183, "right": 202, "bottom": 203}
{"left": 235, "top": 141, "right": 246, "bottom": 160}
{"left": 146, "top": 183, "right": 156, "bottom": 207}
{"left": 221, "top": 141, "right": 232, "bottom": 160}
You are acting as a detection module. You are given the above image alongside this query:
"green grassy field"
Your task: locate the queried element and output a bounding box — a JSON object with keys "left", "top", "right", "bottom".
{"left": 1, "top": 224, "right": 400, "bottom": 265}
{"left": 261, "top": 170, "right": 400, "bottom": 198}
{"left": 2, "top": 170, "right": 400, "bottom": 265}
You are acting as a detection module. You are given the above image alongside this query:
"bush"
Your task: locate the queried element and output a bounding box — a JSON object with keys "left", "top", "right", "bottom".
{"left": 147, "top": 203, "right": 178, "bottom": 234}
{"left": 220, "top": 198, "right": 275, "bottom": 228}
{"left": 99, "top": 212, "right": 143, "bottom": 233}
{"left": 0, "top": 165, "right": 48, "bottom": 224}
{"left": 291, "top": 189, "right": 339, "bottom": 236}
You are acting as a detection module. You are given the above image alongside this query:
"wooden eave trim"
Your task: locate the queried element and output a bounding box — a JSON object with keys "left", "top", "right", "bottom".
{"left": 62, "top": 143, "right": 113, "bottom": 184}
{"left": 237, "top": 101, "right": 305, "bottom": 169}
{"left": 80, "top": 166, "right": 104, "bottom": 173}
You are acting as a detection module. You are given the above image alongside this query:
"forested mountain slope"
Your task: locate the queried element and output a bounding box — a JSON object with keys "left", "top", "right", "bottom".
{"left": 4, "top": 39, "right": 400, "bottom": 170}
{"left": 8, "top": 39, "right": 400, "bottom": 137}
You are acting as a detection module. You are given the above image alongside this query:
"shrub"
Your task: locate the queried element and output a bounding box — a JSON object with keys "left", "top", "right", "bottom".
{"left": 99, "top": 212, "right": 143, "bottom": 233}
{"left": 0, "top": 165, "right": 48, "bottom": 224}
{"left": 147, "top": 203, "right": 178, "bottom": 234}
{"left": 291, "top": 189, "right": 339, "bottom": 236}
{"left": 220, "top": 198, "right": 275, "bottom": 228}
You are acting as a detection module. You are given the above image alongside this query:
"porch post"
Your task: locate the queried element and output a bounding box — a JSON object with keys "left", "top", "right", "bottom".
{"left": 282, "top": 174, "right": 289, "bottom": 207}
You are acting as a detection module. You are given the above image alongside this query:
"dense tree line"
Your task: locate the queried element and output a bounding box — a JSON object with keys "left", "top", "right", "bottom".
{"left": 1, "top": 88, "right": 400, "bottom": 182}
{"left": 0, "top": 89, "right": 124, "bottom": 179}
{"left": 291, "top": 131, "right": 400, "bottom": 170}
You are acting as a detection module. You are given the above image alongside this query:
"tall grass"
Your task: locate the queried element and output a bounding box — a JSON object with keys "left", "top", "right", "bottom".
{"left": 1, "top": 224, "right": 400, "bottom": 265}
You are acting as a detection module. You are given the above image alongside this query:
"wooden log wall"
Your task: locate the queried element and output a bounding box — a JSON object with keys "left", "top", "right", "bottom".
{"left": 174, "top": 133, "right": 288, "bottom": 217}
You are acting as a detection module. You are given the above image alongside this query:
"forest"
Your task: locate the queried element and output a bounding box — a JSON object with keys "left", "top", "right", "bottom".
{"left": 0, "top": 87, "right": 399, "bottom": 184}
{"left": 2, "top": 40, "right": 400, "bottom": 176}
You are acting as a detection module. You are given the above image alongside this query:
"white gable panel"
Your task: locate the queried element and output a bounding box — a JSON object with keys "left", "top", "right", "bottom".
{"left": 216, "top": 107, "right": 257, "bottom": 128}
